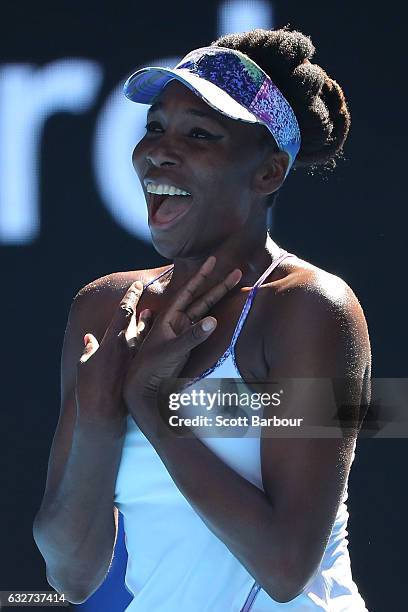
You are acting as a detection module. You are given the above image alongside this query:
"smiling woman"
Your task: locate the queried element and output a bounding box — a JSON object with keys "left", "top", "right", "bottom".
{"left": 33, "top": 27, "right": 370, "bottom": 612}
{"left": 132, "top": 78, "right": 287, "bottom": 258}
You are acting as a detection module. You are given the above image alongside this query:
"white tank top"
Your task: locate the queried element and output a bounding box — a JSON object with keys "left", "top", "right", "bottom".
{"left": 114, "top": 251, "right": 368, "bottom": 611}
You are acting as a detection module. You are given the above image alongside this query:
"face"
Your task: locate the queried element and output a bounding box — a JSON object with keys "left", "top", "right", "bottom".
{"left": 132, "top": 80, "right": 275, "bottom": 259}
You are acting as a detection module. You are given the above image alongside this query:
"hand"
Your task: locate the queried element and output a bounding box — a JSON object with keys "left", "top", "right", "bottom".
{"left": 123, "top": 256, "right": 242, "bottom": 423}
{"left": 75, "top": 280, "right": 153, "bottom": 426}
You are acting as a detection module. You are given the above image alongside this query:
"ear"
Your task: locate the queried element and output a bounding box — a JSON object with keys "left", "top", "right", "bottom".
{"left": 252, "top": 150, "right": 289, "bottom": 197}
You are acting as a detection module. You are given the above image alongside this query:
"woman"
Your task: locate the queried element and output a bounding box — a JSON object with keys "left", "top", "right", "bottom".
{"left": 33, "top": 27, "right": 371, "bottom": 611}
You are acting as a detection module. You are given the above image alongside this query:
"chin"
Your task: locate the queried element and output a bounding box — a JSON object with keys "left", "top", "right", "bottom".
{"left": 150, "top": 234, "right": 188, "bottom": 261}
{"left": 151, "top": 233, "right": 210, "bottom": 262}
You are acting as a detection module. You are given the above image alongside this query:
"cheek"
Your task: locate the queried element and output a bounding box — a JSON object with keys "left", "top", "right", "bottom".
{"left": 196, "top": 153, "right": 242, "bottom": 189}
{"left": 206, "top": 164, "right": 251, "bottom": 196}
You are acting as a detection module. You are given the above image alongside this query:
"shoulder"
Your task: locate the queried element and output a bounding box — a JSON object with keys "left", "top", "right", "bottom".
{"left": 262, "top": 255, "right": 371, "bottom": 377}
{"left": 273, "top": 255, "right": 368, "bottom": 324}
{"left": 69, "top": 266, "right": 170, "bottom": 341}
{"left": 74, "top": 265, "right": 171, "bottom": 300}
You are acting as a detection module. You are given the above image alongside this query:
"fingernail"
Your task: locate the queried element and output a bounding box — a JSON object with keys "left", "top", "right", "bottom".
{"left": 201, "top": 318, "right": 215, "bottom": 332}
{"left": 133, "top": 280, "right": 144, "bottom": 290}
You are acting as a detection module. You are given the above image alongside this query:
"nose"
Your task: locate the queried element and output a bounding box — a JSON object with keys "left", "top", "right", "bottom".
{"left": 146, "top": 155, "right": 176, "bottom": 168}
{"left": 145, "top": 139, "right": 180, "bottom": 168}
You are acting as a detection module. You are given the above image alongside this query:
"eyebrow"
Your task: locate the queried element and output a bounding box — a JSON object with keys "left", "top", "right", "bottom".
{"left": 148, "top": 100, "right": 226, "bottom": 128}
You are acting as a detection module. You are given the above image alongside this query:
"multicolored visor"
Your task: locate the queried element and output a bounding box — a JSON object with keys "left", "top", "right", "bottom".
{"left": 124, "top": 46, "right": 301, "bottom": 178}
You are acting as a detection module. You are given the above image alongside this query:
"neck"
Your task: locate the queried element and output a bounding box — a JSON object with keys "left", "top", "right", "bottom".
{"left": 163, "top": 229, "right": 283, "bottom": 299}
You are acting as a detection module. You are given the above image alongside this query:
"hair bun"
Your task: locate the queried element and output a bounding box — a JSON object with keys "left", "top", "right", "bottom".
{"left": 211, "top": 26, "right": 351, "bottom": 170}
{"left": 320, "top": 75, "right": 351, "bottom": 156}
{"left": 267, "top": 27, "right": 315, "bottom": 72}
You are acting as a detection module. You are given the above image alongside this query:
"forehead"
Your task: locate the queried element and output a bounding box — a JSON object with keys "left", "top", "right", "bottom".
{"left": 149, "top": 80, "right": 228, "bottom": 123}
{"left": 149, "top": 80, "right": 270, "bottom": 143}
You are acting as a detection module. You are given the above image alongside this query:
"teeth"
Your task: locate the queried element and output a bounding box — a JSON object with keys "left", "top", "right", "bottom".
{"left": 146, "top": 183, "right": 191, "bottom": 196}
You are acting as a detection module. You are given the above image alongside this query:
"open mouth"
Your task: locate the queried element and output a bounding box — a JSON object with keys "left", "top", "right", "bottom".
{"left": 148, "top": 192, "right": 192, "bottom": 225}
{"left": 149, "top": 193, "right": 168, "bottom": 217}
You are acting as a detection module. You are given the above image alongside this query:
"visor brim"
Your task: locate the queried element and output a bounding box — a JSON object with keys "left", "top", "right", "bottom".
{"left": 124, "top": 67, "right": 261, "bottom": 126}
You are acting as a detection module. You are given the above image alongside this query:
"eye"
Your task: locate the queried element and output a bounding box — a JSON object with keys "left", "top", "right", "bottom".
{"left": 190, "top": 128, "right": 213, "bottom": 139}
{"left": 144, "top": 121, "right": 216, "bottom": 140}
{"left": 145, "top": 121, "right": 163, "bottom": 133}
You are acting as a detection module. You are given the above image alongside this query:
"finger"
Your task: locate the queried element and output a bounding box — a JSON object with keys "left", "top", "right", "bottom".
{"left": 125, "top": 311, "right": 138, "bottom": 346}
{"left": 120, "top": 280, "right": 144, "bottom": 315}
{"left": 165, "top": 256, "right": 217, "bottom": 319}
{"left": 79, "top": 333, "right": 100, "bottom": 363}
{"left": 102, "top": 280, "right": 144, "bottom": 344}
{"left": 185, "top": 268, "right": 242, "bottom": 323}
{"left": 126, "top": 309, "right": 153, "bottom": 350}
{"left": 137, "top": 309, "right": 153, "bottom": 334}
{"left": 175, "top": 316, "right": 218, "bottom": 352}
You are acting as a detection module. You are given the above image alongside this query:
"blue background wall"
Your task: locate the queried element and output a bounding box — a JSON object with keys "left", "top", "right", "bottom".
{"left": 1, "top": 2, "right": 406, "bottom": 610}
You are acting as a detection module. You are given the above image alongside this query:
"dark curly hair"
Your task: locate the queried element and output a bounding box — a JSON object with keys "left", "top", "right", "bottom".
{"left": 211, "top": 27, "right": 351, "bottom": 208}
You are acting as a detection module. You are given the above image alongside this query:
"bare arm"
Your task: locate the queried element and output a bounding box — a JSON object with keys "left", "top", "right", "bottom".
{"left": 35, "top": 416, "right": 126, "bottom": 603}
{"left": 33, "top": 279, "right": 147, "bottom": 604}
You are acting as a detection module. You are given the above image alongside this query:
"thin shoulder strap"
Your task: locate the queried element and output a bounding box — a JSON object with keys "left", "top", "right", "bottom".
{"left": 142, "top": 251, "right": 295, "bottom": 350}
{"left": 229, "top": 250, "right": 296, "bottom": 351}
{"left": 143, "top": 264, "right": 174, "bottom": 289}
